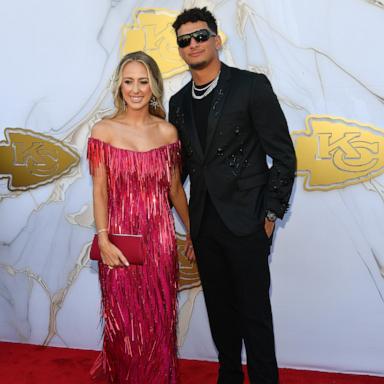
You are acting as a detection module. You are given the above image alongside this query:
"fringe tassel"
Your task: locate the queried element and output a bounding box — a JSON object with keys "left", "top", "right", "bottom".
{"left": 87, "top": 137, "right": 180, "bottom": 384}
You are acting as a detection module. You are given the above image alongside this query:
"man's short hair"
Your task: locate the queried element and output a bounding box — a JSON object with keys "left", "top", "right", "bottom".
{"left": 172, "top": 7, "right": 218, "bottom": 35}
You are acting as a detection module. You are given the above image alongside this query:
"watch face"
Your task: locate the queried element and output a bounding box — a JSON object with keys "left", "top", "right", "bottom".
{"left": 267, "top": 211, "right": 277, "bottom": 222}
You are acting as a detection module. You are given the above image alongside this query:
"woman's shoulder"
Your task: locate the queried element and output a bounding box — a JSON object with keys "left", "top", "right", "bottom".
{"left": 90, "top": 118, "right": 115, "bottom": 141}
{"left": 156, "top": 118, "right": 178, "bottom": 143}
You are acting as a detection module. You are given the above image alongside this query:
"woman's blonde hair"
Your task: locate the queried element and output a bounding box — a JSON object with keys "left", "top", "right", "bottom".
{"left": 111, "top": 51, "right": 165, "bottom": 119}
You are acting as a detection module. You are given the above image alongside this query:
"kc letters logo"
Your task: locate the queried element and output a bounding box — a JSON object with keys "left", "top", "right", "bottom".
{"left": 293, "top": 115, "right": 384, "bottom": 191}
{"left": 0, "top": 128, "right": 79, "bottom": 191}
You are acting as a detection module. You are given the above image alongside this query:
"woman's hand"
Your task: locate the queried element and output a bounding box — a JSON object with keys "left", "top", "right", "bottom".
{"left": 98, "top": 233, "right": 129, "bottom": 268}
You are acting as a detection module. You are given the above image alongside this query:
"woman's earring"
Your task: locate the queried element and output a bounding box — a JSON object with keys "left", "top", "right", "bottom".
{"left": 150, "top": 96, "right": 159, "bottom": 110}
{"left": 122, "top": 98, "right": 127, "bottom": 111}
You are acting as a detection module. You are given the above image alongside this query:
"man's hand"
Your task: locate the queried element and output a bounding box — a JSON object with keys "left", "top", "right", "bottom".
{"left": 185, "top": 232, "right": 196, "bottom": 262}
{"left": 264, "top": 218, "right": 275, "bottom": 238}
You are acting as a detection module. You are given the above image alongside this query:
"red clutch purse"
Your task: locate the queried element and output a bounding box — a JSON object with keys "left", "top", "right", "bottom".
{"left": 90, "top": 234, "right": 145, "bottom": 265}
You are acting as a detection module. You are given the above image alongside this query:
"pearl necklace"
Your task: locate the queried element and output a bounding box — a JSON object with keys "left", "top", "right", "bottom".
{"left": 192, "top": 71, "right": 221, "bottom": 100}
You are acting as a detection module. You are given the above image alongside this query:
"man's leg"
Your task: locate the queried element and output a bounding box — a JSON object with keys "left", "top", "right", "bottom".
{"left": 193, "top": 199, "right": 244, "bottom": 384}
{"left": 222, "top": 227, "right": 278, "bottom": 384}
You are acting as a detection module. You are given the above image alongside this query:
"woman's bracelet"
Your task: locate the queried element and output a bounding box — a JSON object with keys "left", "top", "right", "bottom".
{"left": 97, "top": 228, "right": 108, "bottom": 234}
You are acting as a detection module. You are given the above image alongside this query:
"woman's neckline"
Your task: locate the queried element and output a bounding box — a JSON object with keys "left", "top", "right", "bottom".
{"left": 89, "top": 137, "right": 179, "bottom": 153}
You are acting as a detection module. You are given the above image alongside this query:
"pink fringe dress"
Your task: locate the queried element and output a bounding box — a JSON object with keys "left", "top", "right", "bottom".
{"left": 87, "top": 137, "right": 180, "bottom": 383}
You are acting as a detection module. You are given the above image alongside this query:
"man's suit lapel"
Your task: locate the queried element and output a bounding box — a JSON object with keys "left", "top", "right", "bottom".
{"left": 205, "top": 63, "right": 232, "bottom": 159}
{"left": 182, "top": 82, "right": 204, "bottom": 161}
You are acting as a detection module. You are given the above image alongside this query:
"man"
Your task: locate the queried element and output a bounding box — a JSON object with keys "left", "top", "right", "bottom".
{"left": 169, "top": 7, "right": 296, "bottom": 384}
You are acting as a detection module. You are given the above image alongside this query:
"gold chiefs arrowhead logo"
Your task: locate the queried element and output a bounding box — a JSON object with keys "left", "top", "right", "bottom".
{"left": 293, "top": 115, "right": 384, "bottom": 191}
{"left": 120, "top": 8, "right": 226, "bottom": 79}
{"left": 0, "top": 128, "right": 80, "bottom": 191}
{"left": 121, "top": 8, "right": 185, "bottom": 79}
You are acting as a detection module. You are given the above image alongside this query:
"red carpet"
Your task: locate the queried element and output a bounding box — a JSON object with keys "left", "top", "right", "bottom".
{"left": 0, "top": 342, "right": 383, "bottom": 383}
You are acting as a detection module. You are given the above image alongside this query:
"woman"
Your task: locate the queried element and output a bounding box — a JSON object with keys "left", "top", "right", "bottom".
{"left": 87, "top": 51, "right": 194, "bottom": 383}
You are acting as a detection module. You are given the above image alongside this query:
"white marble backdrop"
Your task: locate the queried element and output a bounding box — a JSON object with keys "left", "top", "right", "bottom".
{"left": 1, "top": 0, "right": 384, "bottom": 376}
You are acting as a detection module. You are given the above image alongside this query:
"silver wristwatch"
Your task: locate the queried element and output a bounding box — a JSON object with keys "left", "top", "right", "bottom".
{"left": 265, "top": 210, "right": 277, "bottom": 222}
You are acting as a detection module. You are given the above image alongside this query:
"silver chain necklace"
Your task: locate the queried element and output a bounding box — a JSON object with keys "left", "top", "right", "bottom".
{"left": 192, "top": 71, "right": 221, "bottom": 100}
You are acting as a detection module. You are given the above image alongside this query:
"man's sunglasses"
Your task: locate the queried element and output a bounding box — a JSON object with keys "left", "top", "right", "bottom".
{"left": 176, "top": 29, "right": 216, "bottom": 48}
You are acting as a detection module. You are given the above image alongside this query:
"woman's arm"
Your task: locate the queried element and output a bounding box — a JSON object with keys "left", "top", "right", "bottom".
{"left": 92, "top": 163, "right": 129, "bottom": 268}
{"left": 91, "top": 123, "right": 129, "bottom": 267}
{"left": 169, "top": 167, "right": 195, "bottom": 261}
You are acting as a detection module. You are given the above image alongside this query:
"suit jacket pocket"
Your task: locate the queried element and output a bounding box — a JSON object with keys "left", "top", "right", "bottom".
{"left": 237, "top": 171, "right": 268, "bottom": 191}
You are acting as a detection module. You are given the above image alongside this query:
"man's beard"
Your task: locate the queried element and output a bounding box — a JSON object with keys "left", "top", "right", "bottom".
{"left": 189, "top": 60, "right": 208, "bottom": 70}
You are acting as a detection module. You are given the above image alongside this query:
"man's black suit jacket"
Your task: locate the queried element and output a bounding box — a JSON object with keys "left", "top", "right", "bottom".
{"left": 169, "top": 63, "right": 296, "bottom": 238}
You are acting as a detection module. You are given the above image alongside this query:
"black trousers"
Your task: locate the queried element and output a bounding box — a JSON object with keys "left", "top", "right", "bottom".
{"left": 192, "top": 197, "right": 278, "bottom": 384}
